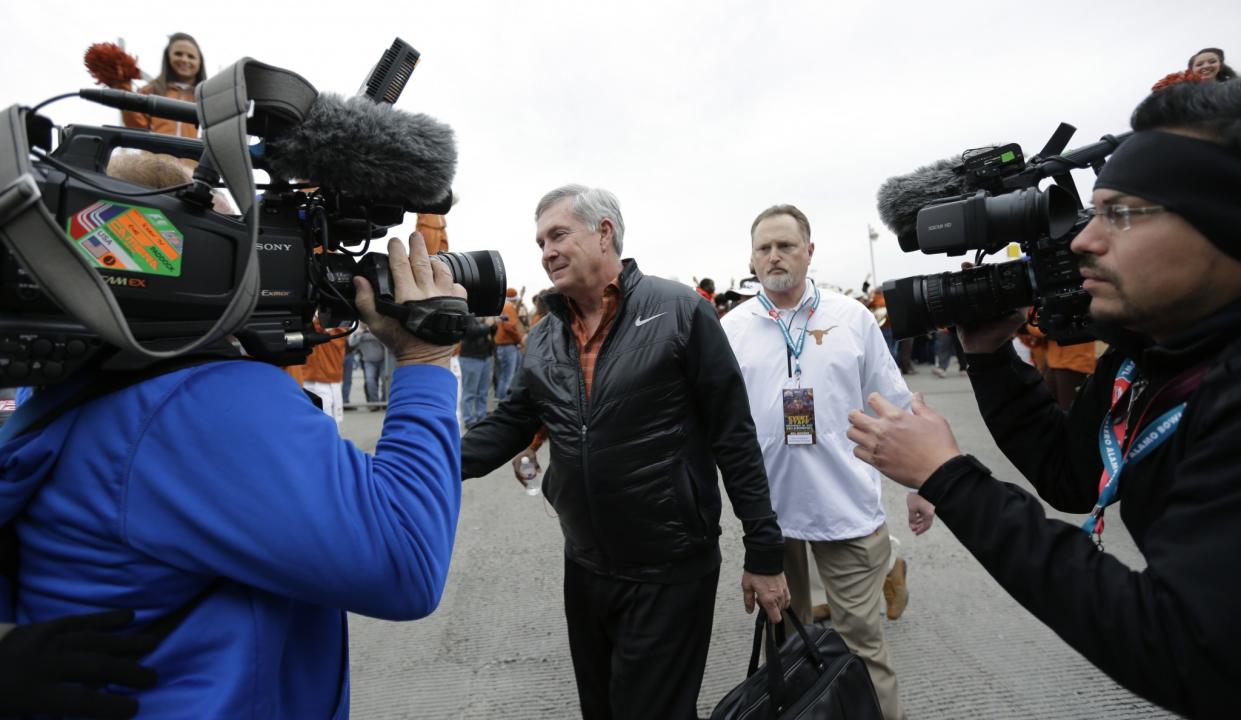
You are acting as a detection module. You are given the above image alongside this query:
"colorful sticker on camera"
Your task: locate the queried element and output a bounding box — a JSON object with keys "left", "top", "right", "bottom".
{"left": 66, "top": 201, "right": 184, "bottom": 277}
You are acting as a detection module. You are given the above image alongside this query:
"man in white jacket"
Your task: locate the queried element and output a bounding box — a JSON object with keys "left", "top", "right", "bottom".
{"left": 721, "top": 204, "right": 933, "bottom": 720}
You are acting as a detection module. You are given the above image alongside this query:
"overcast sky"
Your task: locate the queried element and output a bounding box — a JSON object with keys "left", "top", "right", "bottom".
{"left": 1, "top": 1, "right": 1234, "bottom": 296}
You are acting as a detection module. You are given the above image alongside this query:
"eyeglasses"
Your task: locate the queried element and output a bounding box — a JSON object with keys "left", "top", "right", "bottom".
{"left": 1084, "top": 204, "right": 1166, "bottom": 232}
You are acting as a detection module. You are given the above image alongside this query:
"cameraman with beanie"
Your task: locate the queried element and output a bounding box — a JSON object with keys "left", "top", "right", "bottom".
{"left": 846, "top": 81, "right": 1241, "bottom": 718}
{"left": 0, "top": 233, "right": 464, "bottom": 717}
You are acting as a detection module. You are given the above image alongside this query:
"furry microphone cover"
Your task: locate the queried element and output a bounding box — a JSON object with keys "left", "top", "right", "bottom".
{"left": 265, "top": 93, "right": 457, "bottom": 207}
{"left": 875, "top": 155, "right": 967, "bottom": 241}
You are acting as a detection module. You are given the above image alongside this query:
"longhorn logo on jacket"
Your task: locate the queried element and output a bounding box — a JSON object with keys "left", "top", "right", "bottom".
{"left": 806, "top": 326, "right": 838, "bottom": 345}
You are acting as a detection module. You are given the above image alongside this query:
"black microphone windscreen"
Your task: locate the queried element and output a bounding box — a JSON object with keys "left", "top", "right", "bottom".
{"left": 876, "top": 156, "right": 967, "bottom": 242}
{"left": 264, "top": 93, "right": 456, "bottom": 207}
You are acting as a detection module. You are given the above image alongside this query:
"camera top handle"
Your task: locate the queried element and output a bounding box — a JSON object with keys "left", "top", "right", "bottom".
{"left": 0, "top": 58, "right": 316, "bottom": 364}
{"left": 1004, "top": 127, "right": 1133, "bottom": 203}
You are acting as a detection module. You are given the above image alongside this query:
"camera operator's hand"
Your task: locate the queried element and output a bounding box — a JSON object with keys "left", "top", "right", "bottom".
{"left": 0, "top": 609, "right": 158, "bottom": 719}
{"left": 906, "top": 491, "right": 936, "bottom": 535}
{"left": 354, "top": 232, "right": 466, "bottom": 369}
{"left": 847, "top": 392, "right": 962, "bottom": 490}
{"left": 953, "top": 262, "right": 1029, "bottom": 354}
{"left": 956, "top": 311, "right": 1028, "bottom": 355}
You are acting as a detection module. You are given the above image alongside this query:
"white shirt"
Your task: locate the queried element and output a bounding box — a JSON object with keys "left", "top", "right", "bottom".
{"left": 721, "top": 281, "right": 912, "bottom": 541}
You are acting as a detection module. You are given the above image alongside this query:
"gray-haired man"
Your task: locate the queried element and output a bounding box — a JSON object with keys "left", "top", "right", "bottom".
{"left": 462, "top": 185, "right": 789, "bottom": 719}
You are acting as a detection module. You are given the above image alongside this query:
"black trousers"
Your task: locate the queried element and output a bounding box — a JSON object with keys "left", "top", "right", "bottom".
{"left": 563, "top": 558, "right": 720, "bottom": 720}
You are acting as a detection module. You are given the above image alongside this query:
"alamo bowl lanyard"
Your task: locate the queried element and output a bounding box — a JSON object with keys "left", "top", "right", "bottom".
{"left": 756, "top": 285, "right": 821, "bottom": 386}
{"left": 1083, "top": 358, "right": 1185, "bottom": 549}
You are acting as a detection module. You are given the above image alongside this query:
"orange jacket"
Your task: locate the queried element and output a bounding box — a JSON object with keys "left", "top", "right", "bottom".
{"left": 494, "top": 301, "right": 525, "bottom": 346}
{"left": 303, "top": 338, "right": 347, "bottom": 383}
{"left": 303, "top": 320, "right": 350, "bottom": 383}
{"left": 1046, "top": 340, "right": 1098, "bottom": 375}
{"left": 1027, "top": 326, "right": 1097, "bottom": 375}
{"left": 866, "top": 290, "right": 891, "bottom": 329}
{"left": 417, "top": 214, "right": 449, "bottom": 254}
{"left": 284, "top": 364, "right": 305, "bottom": 387}
{"left": 121, "top": 83, "right": 199, "bottom": 139}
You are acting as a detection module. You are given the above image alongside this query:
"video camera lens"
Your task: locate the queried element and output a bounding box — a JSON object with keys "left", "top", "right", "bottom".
{"left": 883, "top": 260, "right": 1035, "bottom": 340}
{"left": 435, "top": 250, "right": 507, "bottom": 317}
{"left": 315, "top": 249, "right": 508, "bottom": 328}
{"left": 986, "top": 186, "right": 1078, "bottom": 247}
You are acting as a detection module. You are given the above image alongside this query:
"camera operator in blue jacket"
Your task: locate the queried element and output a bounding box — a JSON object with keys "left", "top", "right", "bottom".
{"left": 0, "top": 233, "right": 464, "bottom": 718}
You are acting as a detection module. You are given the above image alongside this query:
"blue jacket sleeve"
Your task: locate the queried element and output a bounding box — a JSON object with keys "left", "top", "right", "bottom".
{"left": 123, "top": 361, "right": 461, "bottom": 621}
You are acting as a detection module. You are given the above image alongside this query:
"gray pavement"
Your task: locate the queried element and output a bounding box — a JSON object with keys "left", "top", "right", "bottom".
{"left": 340, "top": 366, "right": 1176, "bottom": 719}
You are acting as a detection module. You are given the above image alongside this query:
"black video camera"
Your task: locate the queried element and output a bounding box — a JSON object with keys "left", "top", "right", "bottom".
{"left": 879, "top": 124, "right": 1129, "bottom": 344}
{"left": 0, "top": 39, "right": 506, "bottom": 388}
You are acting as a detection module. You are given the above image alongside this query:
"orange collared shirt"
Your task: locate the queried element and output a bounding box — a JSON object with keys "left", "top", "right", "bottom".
{"left": 529, "top": 277, "right": 621, "bottom": 450}
{"left": 566, "top": 277, "right": 622, "bottom": 400}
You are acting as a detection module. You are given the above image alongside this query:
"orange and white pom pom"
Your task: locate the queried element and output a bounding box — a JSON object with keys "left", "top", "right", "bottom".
{"left": 84, "top": 42, "right": 143, "bottom": 90}
{"left": 1150, "top": 69, "right": 1203, "bottom": 92}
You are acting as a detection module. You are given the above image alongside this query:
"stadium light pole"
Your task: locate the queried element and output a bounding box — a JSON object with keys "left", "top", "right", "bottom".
{"left": 867, "top": 224, "right": 880, "bottom": 286}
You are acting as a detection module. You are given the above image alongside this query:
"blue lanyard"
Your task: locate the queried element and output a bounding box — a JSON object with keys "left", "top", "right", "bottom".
{"left": 1082, "top": 359, "right": 1185, "bottom": 539}
{"left": 756, "top": 285, "right": 820, "bottom": 382}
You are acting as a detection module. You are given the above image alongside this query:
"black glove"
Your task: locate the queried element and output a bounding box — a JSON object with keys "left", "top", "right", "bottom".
{"left": 0, "top": 608, "right": 158, "bottom": 719}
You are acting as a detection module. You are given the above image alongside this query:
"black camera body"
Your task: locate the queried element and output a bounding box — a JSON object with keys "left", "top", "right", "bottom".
{"left": 882, "top": 126, "right": 1127, "bottom": 344}
{"left": 0, "top": 44, "right": 506, "bottom": 388}
{"left": 0, "top": 124, "right": 259, "bottom": 385}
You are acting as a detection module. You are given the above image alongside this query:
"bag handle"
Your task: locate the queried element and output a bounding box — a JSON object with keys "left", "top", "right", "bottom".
{"left": 746, "top": 608, "right": 765, "bottom": 678}
{"left": 783, "top": 609, "right": 827, "bottom": 669}
{"left": 762, "top": 613, "right": 786, "bottom": 717}
{"left": 745, "top": 609, "right": 831, "bottom": 719}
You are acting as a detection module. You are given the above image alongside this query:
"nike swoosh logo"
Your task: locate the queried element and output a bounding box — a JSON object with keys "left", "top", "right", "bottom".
{"left": 634, "top": 313, "right": 667, "bottom": 327}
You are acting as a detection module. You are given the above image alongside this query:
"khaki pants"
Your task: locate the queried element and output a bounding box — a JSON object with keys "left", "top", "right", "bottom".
{"left": 785, "top": 526, "right": 904, "bottom": 720}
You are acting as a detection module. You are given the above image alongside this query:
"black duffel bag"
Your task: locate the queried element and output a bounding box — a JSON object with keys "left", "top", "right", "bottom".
{"left": 711, "top": 609, "right": 882, "bottom": 719}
